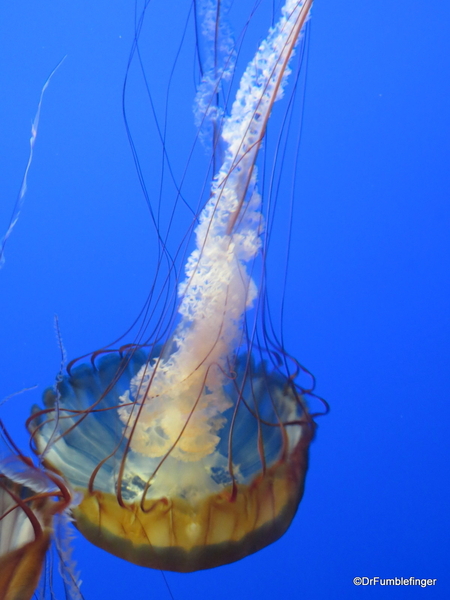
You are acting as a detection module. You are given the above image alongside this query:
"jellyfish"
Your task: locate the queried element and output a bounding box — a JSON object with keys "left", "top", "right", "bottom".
{"left": 27, "top": 0, "right": 325, "bottom": 574}
{"left": 0, "top": 421, "right": 80, "bottom": 600}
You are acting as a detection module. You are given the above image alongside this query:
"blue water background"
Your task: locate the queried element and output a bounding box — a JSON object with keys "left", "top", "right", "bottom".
{"left": 0, "top": 1, "right": 449, "bottom": 598}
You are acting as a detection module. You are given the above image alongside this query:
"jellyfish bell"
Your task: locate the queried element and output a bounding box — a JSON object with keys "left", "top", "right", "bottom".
{"left": 30, "top": 348, "right": 316, "bottom": 573}
{"left": 27, "top": 0, "right": 325, "bottom": 573}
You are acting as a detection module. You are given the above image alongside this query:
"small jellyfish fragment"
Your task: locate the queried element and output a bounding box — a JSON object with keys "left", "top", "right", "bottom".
{"left": 0, "top": 422, "right": 78, "bottom": 599}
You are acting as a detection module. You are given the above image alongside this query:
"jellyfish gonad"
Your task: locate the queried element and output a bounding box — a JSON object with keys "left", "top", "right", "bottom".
{"left": 28, "top": 0, "right": 324, "bottom": 573}
{"left": 0, "top": 422, "right": 80, "bottom": 600}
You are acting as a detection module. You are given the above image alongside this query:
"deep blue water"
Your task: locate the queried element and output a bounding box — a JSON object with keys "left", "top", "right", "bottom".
{"left": 0, "top": 1, "right": 449, "bottom": 599}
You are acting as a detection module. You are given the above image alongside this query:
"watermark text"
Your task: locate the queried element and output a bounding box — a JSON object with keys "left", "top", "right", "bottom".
{"left": 353, "top": 577, "right": 437, "bottom": 588}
